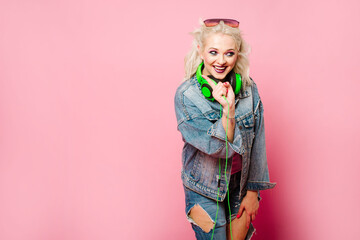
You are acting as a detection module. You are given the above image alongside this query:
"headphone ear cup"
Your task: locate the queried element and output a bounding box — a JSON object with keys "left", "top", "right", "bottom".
{"left": 201, "top": 83, "right": 214, "bottom": 101}
{"left": 231, "top": 77, "right": 237, "bottom": 94}
{"left": 233, "top": 73, "right": 242, "bottom": 95}
{"left": 228, "top": 71, "right": 239, "bottom": 95}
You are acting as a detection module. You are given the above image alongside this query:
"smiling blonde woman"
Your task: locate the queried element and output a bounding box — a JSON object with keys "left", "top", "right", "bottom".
{"left": 174, "top": 19, "right": 276, "bottom": 240}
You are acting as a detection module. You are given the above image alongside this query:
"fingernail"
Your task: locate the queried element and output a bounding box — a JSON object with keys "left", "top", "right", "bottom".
{"left": 237, "top": 214, "right": 240, "bottom": 218}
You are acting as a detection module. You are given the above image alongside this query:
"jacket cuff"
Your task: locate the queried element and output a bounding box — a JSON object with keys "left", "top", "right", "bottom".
{"left": 246, "top": 181, "right": 277, "bottom": 191}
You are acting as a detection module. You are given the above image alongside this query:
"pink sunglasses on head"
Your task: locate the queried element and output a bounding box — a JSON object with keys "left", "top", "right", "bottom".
{"left": 203, "top": 18, "right": 239, "bottom": 28}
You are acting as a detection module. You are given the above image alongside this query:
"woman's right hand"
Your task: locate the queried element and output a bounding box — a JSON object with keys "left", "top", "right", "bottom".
{"left": 202, "top": 75, "right": 235, "bottom": 116}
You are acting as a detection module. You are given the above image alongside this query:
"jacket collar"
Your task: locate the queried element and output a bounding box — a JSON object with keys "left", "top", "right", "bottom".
{"left": 237, "top": 89, "right": 250, "bottom": 99}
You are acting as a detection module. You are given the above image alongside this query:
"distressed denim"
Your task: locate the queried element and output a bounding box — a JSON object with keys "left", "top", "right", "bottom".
{"left": 184, "top": 171, "right": 256, "bottom": 240}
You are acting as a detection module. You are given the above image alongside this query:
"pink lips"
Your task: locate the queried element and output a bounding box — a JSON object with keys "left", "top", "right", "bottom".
{"left": 213, "top": 65, "right": 227, "bottom": 74}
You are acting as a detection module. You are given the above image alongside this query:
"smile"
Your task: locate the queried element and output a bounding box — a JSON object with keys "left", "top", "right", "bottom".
{"left": 213, "top": 65, "right": 227, "bottom": 73}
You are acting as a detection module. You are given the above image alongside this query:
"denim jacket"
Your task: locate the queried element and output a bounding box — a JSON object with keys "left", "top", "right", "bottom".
{"left": 174, "top": 76, "right": 276, "bottom": 201}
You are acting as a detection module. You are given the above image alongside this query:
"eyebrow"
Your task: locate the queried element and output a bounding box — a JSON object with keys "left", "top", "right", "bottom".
{"left": 208, "top": 47, "right": 236, "bottom": 51}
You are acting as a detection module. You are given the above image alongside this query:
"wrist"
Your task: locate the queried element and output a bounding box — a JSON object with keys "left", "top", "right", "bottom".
{"left": 246, "top": 190, "right": 258, "bottom": 198}
{"left": 222, "top": 115, "right": 235, "bottom": 119}
{"left": 222, "top": 109, "right": 235, "bottom": 119}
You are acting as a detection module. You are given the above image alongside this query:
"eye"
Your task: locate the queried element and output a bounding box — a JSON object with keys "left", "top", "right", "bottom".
{"left": 226, "top": 52, "right": 235, "bottom": 57}
{"left": 209, "top": 50, "right": 217, "bottom": 55}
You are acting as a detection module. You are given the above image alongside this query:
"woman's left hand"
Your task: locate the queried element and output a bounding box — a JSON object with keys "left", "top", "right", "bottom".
{"left": 236, "top": 190, "right": 259, "bottom": 229}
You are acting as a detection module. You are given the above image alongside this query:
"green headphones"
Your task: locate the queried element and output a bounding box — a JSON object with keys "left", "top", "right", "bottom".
{"left": 196, "top": 62, "right": 242, "bottom": 101}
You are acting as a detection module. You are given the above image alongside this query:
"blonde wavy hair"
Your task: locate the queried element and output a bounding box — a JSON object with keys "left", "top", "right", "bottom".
{"left": 184, "top": 19, "right": 252, "bottom": 88}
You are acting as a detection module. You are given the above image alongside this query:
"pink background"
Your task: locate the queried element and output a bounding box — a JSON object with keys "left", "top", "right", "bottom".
{"left": 1, "top": 0, "right": 359, "bottom": 239}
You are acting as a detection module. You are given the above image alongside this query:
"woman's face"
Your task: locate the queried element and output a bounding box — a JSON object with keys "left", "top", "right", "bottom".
{"left": 198, "top": 33, "right": 238, "bottom": 80}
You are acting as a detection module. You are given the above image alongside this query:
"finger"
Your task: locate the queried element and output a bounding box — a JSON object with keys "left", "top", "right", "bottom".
{"left": 246, "top": 213, "right": 251, "bottom": 229}
{"left": 252, "top": 213, "right": 256, "bottom": 221}
{"left": 223, "top": 82, "right": 233, "bottom": 90}
{"left": 214, "top": 86, "right": 227, "bottom": 97}
{"left": 222, "top": 82, "right": 235, "bottom": 98}
{"left": 212, "top": 85, "right": 227, "bottom": 101}
{"left": 223, "top": 82, "right": 230, "bottom": 88}
{"left": 237, "top": 204, "right": 245, "bottom": 218}
{"left": 201, "top": 75, "right": 217, "bottom": 89}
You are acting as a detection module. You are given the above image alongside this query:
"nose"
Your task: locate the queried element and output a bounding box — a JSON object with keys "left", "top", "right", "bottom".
{"left": 217, "top": 55, "right": 226, "bottom": 65}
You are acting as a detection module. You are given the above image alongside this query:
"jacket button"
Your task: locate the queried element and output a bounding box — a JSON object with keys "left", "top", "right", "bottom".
{"left": 239, "top": 126, "right": 243, "bottom": 130}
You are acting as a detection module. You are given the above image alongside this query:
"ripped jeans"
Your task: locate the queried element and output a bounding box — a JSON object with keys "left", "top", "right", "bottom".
{"left": 183, "top": 171, "right": 255, "bottom": 240}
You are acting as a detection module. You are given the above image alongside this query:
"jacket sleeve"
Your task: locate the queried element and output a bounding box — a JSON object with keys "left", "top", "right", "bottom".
{"left": 246, "top": 89, "right": 276, "bottom": 191}
{"left": 175, "top": 88, "right": 243, "bottom": 159}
